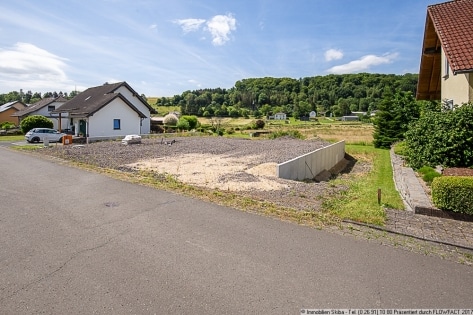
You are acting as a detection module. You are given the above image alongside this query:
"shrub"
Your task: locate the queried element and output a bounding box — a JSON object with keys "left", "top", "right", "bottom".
{"left": 253, "top": 119, "right": 265, "bottom": 129}
{"left": 405, "top": 102, "right": 473, "bottom": 169}
{"left": 393, "top": 141, "right": 407, "bottom": 156}
{"left": 151, "top": 124, "right": 164, "bottom": 133}
{"left": 268, "top": 130, "right": 304, "bottom": 140}
{"left": 176, "top": 118, "right": 190, "bottom": 131}
{"left": 20, "top": 115, "right": 53, "bottom": 134}
{"left": 432, "top": 176, "right": 473, "bottom": 215}
{"left": 181, "top": 115, "right": 199, "bottom": 129}
{"left": 0, "top": 121, "right": 16, "bottom": 130}
{"left": 417, "top": 166, "right": 441, "bottom": 185}
{"left": 163, "top": 113, "right": 178, "bottom": 126}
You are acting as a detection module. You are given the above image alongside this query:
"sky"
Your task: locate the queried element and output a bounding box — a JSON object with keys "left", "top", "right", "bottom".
{"left": 0, "top": 0, "right": 440, "bottom": 97}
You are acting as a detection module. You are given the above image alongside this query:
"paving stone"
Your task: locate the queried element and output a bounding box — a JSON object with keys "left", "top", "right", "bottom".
{"left": 387, "top": 148, "right": 473, "bottom": 250}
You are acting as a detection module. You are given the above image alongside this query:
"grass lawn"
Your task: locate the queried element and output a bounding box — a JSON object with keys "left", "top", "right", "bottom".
{"left": 0, "top": 135, "right": 24, "bottom": 142}
{"left": 322, "top": 144, "right": 404, "bottom": 225}
{"left": 151, "top": 105, "right": 181, "bottom": 116}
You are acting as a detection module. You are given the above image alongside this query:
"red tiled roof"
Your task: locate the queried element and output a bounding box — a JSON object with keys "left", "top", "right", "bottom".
{"left": 428, "top": 0, "right": 473, "bottom": 73}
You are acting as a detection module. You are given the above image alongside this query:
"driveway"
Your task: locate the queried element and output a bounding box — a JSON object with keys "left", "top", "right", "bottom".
{"left": 1, "top": 147, "right": 472, "bottom": 314}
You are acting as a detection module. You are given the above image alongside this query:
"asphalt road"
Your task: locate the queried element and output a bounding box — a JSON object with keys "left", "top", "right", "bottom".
{"left": 1, "top": 147, "right": 472, "bottom": 314}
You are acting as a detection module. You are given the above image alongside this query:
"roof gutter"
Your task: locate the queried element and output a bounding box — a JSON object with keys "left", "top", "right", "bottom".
{"left": 453, "top": 68, "right": 473, "bottom": 75}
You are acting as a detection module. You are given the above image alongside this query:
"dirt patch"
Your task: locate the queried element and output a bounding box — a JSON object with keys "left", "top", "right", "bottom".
{"left": 38, "top": 137, "right": 363, "bottom": 212}
{"left": 443, "top": 168, "right": 473, "bottom": 176}
{"left": 126, "top": 153, "right": 288, "bottom": 191}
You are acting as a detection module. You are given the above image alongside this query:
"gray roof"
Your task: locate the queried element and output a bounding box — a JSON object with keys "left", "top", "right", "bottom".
{"left": 11, "top": 97, "right": 67, "bottom": 117}
{"left": 0, "top": 100, "right": 26, "bottom": 113}
{"left": 54, "top": 82, "right": 156, "bottom": 117}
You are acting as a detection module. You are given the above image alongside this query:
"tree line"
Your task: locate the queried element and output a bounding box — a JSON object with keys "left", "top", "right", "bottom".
{"left": 0, "top": 90, "right": 80, "bottom": 105}
{"left": 156, "top": 73, "right": 418, "bottom": 118}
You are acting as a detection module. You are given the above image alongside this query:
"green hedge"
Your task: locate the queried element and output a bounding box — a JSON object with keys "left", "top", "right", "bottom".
{"left": 432, "top": 176, "right": 473, "bottom": 215}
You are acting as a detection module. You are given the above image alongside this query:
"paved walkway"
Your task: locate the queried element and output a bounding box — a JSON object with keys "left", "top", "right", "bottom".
{"left": 384, "top": 149, "right": 473, "bottom": 250}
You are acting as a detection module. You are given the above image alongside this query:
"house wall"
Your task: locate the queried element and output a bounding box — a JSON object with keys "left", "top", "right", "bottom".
{"left": 115, "top": 86, "right": 151, "bottom": 133}
{"left": 88, "top": 98, "right": 142, "bottom": 137}
{"left": 274, "top": 113, "right": 286, "bottom": 120}
{"left": 0, "top": 108, "right": 18, "bottom": 124}
{"left": 28, "top": 101, "right": 70, "bottom": 130}
{"left": 442, "top": 48, "right": 471, "bottom": 105}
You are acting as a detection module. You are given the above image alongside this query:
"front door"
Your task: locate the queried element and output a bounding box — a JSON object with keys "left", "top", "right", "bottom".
{"left": 79, "top": 120, "right": 86, "bottom": 136}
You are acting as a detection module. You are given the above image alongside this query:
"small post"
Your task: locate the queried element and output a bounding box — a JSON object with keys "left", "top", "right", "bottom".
{"left": 377, "top": 188, "right": 381, "bottom": 205}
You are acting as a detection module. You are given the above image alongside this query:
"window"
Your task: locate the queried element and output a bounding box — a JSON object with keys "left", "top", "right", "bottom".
{"left": 48, "top": 105, "right": 55, "bottom": 111}
{"left": 113, "top": 119, "right": 121, "bottom": 130}
{"left": 444, "top": 57, "right": 450, "bottom": 78}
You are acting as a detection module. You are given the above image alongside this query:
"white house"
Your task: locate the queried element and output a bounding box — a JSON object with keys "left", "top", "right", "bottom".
{"left": 268, "top": 112, "right": 287, "bottom": 120}
{"left": 11, "top": 96, "right": 69, "bottom": 130}
{"left": 274, "top": 112, "right": 286, "bottom": 120}
{"left": 54, "top": 82, "right": 156, "bottom": 139}
{"left": 417, "top": 0, "right": 473, "bottom": 105}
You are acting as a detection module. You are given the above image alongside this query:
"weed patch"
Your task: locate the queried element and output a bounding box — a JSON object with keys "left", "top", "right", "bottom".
{"left": 322, "top": 145, "right": 404, "bottom": 225}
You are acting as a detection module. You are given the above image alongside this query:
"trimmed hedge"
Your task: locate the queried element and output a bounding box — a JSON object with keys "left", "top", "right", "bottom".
{"left": 432, "top": 176, "right": 473, "bottom": 215}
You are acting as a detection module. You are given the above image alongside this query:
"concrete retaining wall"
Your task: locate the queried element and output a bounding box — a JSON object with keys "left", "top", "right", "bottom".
{"left": 277, "top": 140, "right": 345, "bottom": 180}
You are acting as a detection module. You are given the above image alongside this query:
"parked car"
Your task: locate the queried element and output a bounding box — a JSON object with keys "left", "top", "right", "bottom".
{"left": 25, "top": 128, "right": 65, "bottom": 143}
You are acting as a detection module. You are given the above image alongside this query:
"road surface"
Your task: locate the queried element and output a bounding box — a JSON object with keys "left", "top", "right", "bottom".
{"left": 0, "top": 147, "right": 472, "bottom": 314}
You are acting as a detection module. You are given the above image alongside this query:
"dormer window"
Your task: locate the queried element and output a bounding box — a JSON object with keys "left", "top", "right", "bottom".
{"left": 48, "top": 105, "right": 55, "bottom": 111}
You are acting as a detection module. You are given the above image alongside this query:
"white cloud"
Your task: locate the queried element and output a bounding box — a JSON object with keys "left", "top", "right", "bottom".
{"left": 326, "top": 53, "right": 398, "bottom": 74}
{"left": 174, "top": 14, "right": 237, "bottom": 46}
{"left": 0, "top": 42, "right": 67, "bottom": 78}
{"left": 206, "top": 14, "right": 236, "bottom": 46}
{"left": 173, "top": 18, "right": 206, "bottom": 33}
{"left": 188, "top": 79, "right": 202, "bottom": 88}
{"left": 325, "top": 49, "right": 343, "bottom": 61}
{"left": 0, "top": 42, "right": 74, "bottom": 92}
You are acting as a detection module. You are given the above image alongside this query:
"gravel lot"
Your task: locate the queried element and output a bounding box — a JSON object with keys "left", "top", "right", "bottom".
{"left": 40, "top": 136, "right": 363, "bottom": 212}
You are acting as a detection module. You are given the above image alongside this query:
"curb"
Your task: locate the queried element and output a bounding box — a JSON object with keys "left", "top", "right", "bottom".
{"left": 342, "top": 219, "right": 473, "bottom": 252}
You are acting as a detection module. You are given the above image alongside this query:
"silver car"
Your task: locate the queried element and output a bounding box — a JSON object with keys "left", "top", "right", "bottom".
{"left": 25, "top": 128, "right": 65, "bottom": 143}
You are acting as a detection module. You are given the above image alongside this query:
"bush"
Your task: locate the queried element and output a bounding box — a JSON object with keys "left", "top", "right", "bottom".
{"left": 405, "top": 102, "right": 473, "bottom": 169}
{"left": 253, "top": 119, "right": 265, "bottom": 129}
{"left": 181, "top": 115, "right": 199, "bottom": 129}
{"left": 163, "top": 113, "right": 178, "bottom": 126}
{"left": 432, "top": 176, "right": 473, "bottom": 215}
{"left": 0, "top": 121, "right": 16, "bottom": 130}
{"left": 151, "top": 124, "right": 164, "bottom": 133}
{"left": 417, "top": 166, "right": 441, "bottom": 185}
{"left": 393, "top": 141, "right": 407, "bottom": 156}
{"left": 268, "top": 130, "right": 304, "bottom": 140}
{"left": 176, "top": 118, "right": 190, "bottom": 131}
{"left": 20, "top": 115, "right": 53, "bottom": 134}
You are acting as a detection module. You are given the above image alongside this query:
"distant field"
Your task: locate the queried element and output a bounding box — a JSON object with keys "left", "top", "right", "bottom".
{"left": 198, "top": 117, "right": 254, "bottom": 126}
{"left": 196, "top": 117, "right": 374, "bottom": 145}
{"left": 152, "top": 105, "right": 181, "bottom": 116}
{"left": 146, "top": 97, "right": 158, "bottom": 105}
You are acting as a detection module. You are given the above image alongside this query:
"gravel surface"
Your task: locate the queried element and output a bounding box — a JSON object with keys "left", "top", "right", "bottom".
{"left": 40, "top": 136, "right": 363, "bottom": 212}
